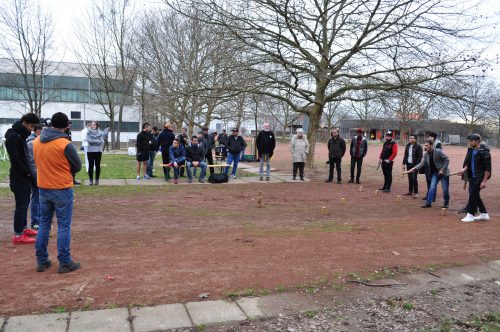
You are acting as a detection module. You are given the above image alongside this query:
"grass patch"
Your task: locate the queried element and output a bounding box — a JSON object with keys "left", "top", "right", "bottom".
{"left": 53, "top": 307, "right": 67, "bottom": 313}
{"left": 106, "top": 303, "right": 119, "bottom": 309}
{"left": 1, "top": 152, "right": 258, "bottom": 183}
{"left": 196, "top": 324, "right": 206, "bottom": 331}
{"left": 303, "top": 310, "right": 318, "bottom": 318}
{"left": 242, "top": 220, "right": 356, "bottom": 238}
{"left": 275, "top": 285, "right": 286, "bottom": 292}
{"left": 402, "top": 302, "right": 414, "bottom": 311}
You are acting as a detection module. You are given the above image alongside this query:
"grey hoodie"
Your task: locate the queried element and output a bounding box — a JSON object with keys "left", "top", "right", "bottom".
{"left": 86, "top": 128, "right": 104, "bottom": 153}
{"left": 39, "top": 127, "right": 82, "bottom": 175}
{"left": 26, "top": 132, "right": 38, "bottom": 178}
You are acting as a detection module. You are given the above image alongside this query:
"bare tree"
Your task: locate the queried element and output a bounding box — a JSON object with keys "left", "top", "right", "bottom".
{"left": 135, "top": 8, "right": 246, "bottom": 134}
{"left": 442, "top": 77, "right": 492, "bottom": 134}
{"left": 74, "top": 0, "right": 137, "bottom": 149}
{"left": 323, "top": 101, "right": 349, "bottom": 132}
{"left": 168, "top": 0, "right": 490, "bottom": 167}
{"left": 0, "top": 0, "right": 55, "bottom": 117}
{"left": 488, "top": 86, "right": 500, "bottom": 147}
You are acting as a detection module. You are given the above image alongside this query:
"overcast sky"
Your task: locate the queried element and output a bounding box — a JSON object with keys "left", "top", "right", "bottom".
{"left": 41, "top": 0, "right": 500, "bottom": 82}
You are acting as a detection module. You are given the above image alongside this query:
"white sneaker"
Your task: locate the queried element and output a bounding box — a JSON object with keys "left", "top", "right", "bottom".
{"left": 474, "top": 213, "right": 490, "bottom": 221}
{"left": 136, "top": 175, "right": 140, "bottom": 180}
{"left": 461, "top": 213, "right": 475, "bottom": 223}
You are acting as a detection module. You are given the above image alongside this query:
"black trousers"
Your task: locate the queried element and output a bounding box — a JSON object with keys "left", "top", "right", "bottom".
{"left": 161, "top": 148, "right": 171, "bottom": 179}
{"left": 381, "top": 161, "right": 393, "bottom": 190}
{"left": 328, "top": 157, "right": 342, "bottom": 181}
{"left": 87, "top": 152, "right": 102, "bottom": 182}
{"left": 10, "top": 180, "right": 31, "bottom": 235}
{"left": 406, "top": 162, "right": 418, "bottom": 194}
{"left": 205, "top": 151, "right": 214, "bottom": 175}
{"left": 350, "top": 157, "right": 363, "bottom": 180}
{"left": 292, "top": 162, "right": 305, "bottom": 178}
{"left": 467, "top": 177, "right": 487, "bottom": 215}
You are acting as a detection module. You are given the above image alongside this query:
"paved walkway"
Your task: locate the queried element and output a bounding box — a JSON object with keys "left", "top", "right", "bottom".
{"left": 0, "top": 163, "right": 310, "bottom": 188}
{"left": 1, "top": 260, "right": 499, "bottom": 332}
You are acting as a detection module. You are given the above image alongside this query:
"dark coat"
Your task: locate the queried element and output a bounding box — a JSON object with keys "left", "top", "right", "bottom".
{"left": 403, "top": 142, "right": 423, "bottom": 166}
{"left": 256, "top": 130, "right": 276, "bottom": 157}
{"left": 203, "top": 133, "right": 215, "bottom": 153}
{"left": 136, "top": 131, "right": 150, "bottom": 154}
{"left": 349, "top": 135, "right": 368, "bottom": 158}
{"left": 463, "top": 143, "right": 491, "bottom": 181}
{"left": 177, "top": 133, "right": 189, "bottom": 147}
{"left": 226, "top": 135, "right": 247, "bottom": 154}
{"left": 327, "top": 136, "right": 346, "bottom": 159}
{"left": 186, "top": 144, "right": 205, "bottom": 162}
{"left": 5, "top": 121, "right": 33, "bottom": 185}
{"left": 217, "top": 133, "right": 228, "bottom": 145}
{"left": 158, "top": 129, "right": 175, "bottom": 150}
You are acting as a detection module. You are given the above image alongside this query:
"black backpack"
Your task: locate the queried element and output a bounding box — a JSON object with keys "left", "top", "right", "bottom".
{"left": 208, "top": 173, "right": 229, "bottom": 183}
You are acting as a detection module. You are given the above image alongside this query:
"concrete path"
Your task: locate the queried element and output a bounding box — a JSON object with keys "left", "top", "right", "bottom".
{"left": 1, "top": 260, "right": 498, "bottom": 332}
{"left": 0, "top": 164, "right": 309, "bottom": 187}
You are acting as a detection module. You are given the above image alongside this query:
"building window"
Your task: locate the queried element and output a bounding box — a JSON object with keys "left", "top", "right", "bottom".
{"left": 71, "top": 111, "right": 81, "bottom": 119}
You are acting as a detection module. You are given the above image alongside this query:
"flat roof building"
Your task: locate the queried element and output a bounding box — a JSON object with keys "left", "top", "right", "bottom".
{"left": 0, "top": 58, "right": 139, "bottom": 144}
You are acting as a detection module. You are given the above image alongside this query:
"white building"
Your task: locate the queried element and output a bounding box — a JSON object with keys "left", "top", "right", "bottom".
{"left": 0, "top": 58, "right": 140, "bottom": 145}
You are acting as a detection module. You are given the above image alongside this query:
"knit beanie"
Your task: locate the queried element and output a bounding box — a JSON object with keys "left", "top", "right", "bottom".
{"left": 51, "top": 112, "right": 69, "bottom": 129}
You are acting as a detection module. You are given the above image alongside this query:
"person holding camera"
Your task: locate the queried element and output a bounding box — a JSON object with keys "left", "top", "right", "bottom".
{"left": 33, "top": 112, "right": 82, "bottom": 273}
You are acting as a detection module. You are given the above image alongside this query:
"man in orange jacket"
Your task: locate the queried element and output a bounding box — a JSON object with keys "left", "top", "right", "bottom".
{"left": 33, "top": 112, "right": 82, "bottom": 273}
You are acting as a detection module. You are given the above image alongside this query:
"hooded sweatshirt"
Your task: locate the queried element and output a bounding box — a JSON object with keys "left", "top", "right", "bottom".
{"left": 33, "top": 127, "right": 82, "bottom": 189}
{"left": 86, "top": 128, "right": 104, "bottom": 152}
{"left": 5, "top": 121, "right": 33, "bottom": 186}
{"left": 26, "top": 132, "right": 39, "bottom": 178}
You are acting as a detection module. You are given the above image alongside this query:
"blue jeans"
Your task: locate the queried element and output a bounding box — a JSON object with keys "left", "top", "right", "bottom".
{"left": 259, "top": 153, "right": 271, "bottom": 177}
{"left": 426, "top": 173, "right": 449, "bottom": 206}
{"left": 187, "top": 161, "right": 207, "bottom": 180}
{"left": 225, "top": 152, "right": 240, "bottom": 176}
{"left": 31, "top": 183, "right": 41, "bottom": 228}
{"left": 147, "top": 151, "right": 157, "bottom": 177}
{"left": 36, "top": 188, "right": 74, "bottom": 265}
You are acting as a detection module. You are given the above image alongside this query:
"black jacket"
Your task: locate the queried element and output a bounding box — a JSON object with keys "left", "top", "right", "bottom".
{"left": 350, "top": 135, "right": 368, "bottom": 158}
{"left": 203, "top": 133, "right": 215, "bottom": 152}
{"left": 150, "top": 132, "right": 159, "bottom": 152}
{"left": 256, "top": 130, "right": 276, "bottom": 157}
{"left": 136, "top": 131, "right": 150, "bottom": 154}
{"left": 217, "top": 133, "right": 228, "bottom": 145}
{"left": 158, "top": 129, "right": 175, "bottom": 150}
{"left": 403, "top": 142, "right": 423, "bottom": 166}
{"left": 226, "top": 135, "right": 247, "bottom": 154}
{"left": 186, "top": 144, "right": 205, "bottom": 162}
{"left": 177, "top": 133, "right": 189, "bottom": 147}
{"left": 327, "top": 136, "right": 346, "bottom": 159}
{"left": 463, "top": 143, "right": 492, "bottom": 181}
{"left": 5, "top": 121, "right": 33, "bottom": 185}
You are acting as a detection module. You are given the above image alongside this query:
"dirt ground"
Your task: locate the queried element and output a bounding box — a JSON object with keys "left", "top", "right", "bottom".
{"left": 0, "top": 143, "right": 499, "bottom": 316}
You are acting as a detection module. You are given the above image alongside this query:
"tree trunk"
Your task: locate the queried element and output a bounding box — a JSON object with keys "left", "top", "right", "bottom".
{"left": 116, "top": 105, "right": 123, "bottom": 150}
{"left": 306, "top": 106, "right": 322, "bottom": 169}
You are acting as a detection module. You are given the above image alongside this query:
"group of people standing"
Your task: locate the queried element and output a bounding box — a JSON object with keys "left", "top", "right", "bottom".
{"left": 5, "top": 112, "right": 82, "bottom": 273}
{"left": 324, "top": 128, "right": 492, "bottom": 223}
{"left": 135, "top": 123, "right": 248, "bottom": 184}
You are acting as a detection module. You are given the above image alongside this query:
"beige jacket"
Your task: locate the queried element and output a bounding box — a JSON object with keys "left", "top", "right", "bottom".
{"left": 290, "top": 135, "right": 309, "bottom": 163}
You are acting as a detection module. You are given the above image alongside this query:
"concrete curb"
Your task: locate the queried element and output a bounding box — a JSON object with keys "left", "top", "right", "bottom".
{"left": 1, "top": 260, "right": 499, "bottom": 332}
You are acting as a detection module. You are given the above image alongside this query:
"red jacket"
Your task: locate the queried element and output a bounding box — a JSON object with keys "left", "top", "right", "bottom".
{"left": 379, "top": 140, "right": 398, "bottom": 161}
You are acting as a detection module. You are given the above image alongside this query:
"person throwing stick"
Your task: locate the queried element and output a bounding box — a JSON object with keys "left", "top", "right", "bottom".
{"left": 404, "top": 139, "right": 450, "bottom": 209}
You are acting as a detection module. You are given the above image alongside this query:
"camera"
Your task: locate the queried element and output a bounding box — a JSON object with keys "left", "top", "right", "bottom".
{"left": 40, "top": 118, "right": 52, "bottom": 127}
